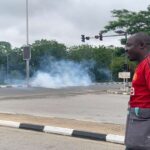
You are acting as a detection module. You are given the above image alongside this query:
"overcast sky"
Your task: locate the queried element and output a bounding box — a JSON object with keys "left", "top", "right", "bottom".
{"left": 0, "top": 0, "right": 150, "bottom": 48}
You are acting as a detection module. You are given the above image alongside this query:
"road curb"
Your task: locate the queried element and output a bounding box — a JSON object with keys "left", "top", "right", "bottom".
{"left": 0, "top": 85, "right": 27, "bottom": 88}
{"left": 107, "top": 90, "right": 130, "bottom": 95}
{"left": 0, "top": 120, "right": 124, "bottom": 145}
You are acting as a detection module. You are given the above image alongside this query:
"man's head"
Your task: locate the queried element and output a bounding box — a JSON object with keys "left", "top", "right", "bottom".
{"left": 125, "top": 32, "right": 150, "bottom": 62}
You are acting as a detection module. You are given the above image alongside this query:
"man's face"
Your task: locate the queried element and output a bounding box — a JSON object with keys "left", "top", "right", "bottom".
{"left": 125, "top": 37, "right": 141, "bottom": 61}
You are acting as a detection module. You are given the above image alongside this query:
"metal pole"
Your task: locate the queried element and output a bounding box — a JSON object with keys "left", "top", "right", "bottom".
{"left": 123, "top": 78, "right": 126, "bottom": 91}
{"left": 26, "top": 0, "right": 29, "bottom": 45}
{"left": 125, "top": 33, "right": 128, "bottom": 89}
{"left": 26, "top": 59, "right": 29, "bottom": 86}
{"left": 6, "top": 55, "right": 9, "bottom": 81}
{"left": 125, "top": 33, "right": 128, "bottom": 66}
{"left": 26, "top": 0, "right": 30, "bottom": 86}
{"left": 111, "top": 51, "right": 114, "bottom": 82}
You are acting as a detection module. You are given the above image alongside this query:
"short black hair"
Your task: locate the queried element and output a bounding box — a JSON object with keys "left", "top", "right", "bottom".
{"left": 132, "top": 32, "right": 150, "bottom": 48}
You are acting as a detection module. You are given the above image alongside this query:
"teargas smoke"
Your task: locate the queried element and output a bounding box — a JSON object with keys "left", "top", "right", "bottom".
{"left": 30, "top": 58, "right": 94, "bottom": 88}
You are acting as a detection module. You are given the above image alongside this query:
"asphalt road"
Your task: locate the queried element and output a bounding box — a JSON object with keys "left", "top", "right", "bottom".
{"left": 0, "top": 126, "right": 125, "bottom": 150}
{"left": 0, "top": 83, "right": 122, "bottom": 98}
{"left": 0, "top": 85, "right": 129, "bottom": 124}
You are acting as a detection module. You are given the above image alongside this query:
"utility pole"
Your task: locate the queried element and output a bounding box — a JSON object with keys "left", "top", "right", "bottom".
{"left": 24, "top": 0, "right": 31, "bottom": 87}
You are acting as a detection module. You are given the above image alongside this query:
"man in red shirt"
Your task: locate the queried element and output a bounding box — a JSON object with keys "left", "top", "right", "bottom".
{"left": 125, "top": 32, "right": 150, "bottom": 150}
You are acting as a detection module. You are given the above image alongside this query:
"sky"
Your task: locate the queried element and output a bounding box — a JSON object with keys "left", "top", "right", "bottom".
{"left": 0, "top": 0, "right": 150, "bottom": 48}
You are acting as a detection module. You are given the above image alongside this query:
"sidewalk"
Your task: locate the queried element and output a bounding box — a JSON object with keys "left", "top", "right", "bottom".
{"left": 0, "top": 113, "right": 125, "bottom": 136}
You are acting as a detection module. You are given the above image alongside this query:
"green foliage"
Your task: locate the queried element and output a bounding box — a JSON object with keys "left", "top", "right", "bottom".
{"left": 111, "top": 56, "right": 125, "bottom": 81}
{"left": 102, "top": 5, "right": 150, "bottom": 80}
{"left": 67, "top": 45, "right": 94, "bottom": 61}
{"left": 0, "top": 41, "right": 11, "bottom": 53}
{"left": 30, "top": 39, "right": 67, "bottom": 72}
{"left": 0, "top": 39, "right": 136, "bottom": 83}
{"left": 114, "top": 47, "right": 125, "bottom": 57}
{"left": 68, "top": 45, "right": 112, "bottom": 66}
{"left": 0, "top": 41, "right": 12, "bottom": 64}
{"left": 68, "top": 45, "right": 113, "bottom": 81}
{"left": 103, "top": 6, "right": 150, "bottom": 35}
{"left": 31, "top": 39, "right": 67, "bottom": 58}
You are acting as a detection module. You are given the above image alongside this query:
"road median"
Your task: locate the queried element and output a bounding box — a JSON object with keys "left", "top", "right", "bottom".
{"left": 0, "top": 113, "right": 125, "bottom": 144}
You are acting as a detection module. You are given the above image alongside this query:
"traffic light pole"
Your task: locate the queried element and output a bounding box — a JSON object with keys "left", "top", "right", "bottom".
{"left": 81, "top": 31, "right": 129, "bottom": 90}
{"left": 124, "top": 33, "right": 128, "bottom": 89}
{"left": 81, "top": 33, "right": 127, "bottom": 42}
{"left": 104, "top": 32, "right": 129, "bottom": 91}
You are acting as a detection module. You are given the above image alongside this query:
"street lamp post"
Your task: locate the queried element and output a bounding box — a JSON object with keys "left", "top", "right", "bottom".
{"left": 25, "top": 0, "right": 30, "bottom": 87}
{"left": 26, "top": 0, "right": 29, "bottom": 45}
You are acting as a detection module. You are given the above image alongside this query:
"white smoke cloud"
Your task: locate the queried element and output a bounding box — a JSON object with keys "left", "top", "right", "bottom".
{"left": 30, "top": 59, "right": 94, "bottom": 88}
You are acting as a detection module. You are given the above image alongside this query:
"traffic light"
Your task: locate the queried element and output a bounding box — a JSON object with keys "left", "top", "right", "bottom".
{"left": 85, "top": 36, "right": 90, "bottom": 40}
{"left": 81, "top": 35, "right": 85, "bottom": 42}
{"left": 95, "top": 35, "right": 99, "bottom": 39}
{"left": 99, "top": 33, "right": 103, "bottom": 41}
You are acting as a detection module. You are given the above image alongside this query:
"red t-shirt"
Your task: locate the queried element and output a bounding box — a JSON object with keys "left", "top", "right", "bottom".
{"left": 129, "top": 55, "right": 150, "bottom": 108}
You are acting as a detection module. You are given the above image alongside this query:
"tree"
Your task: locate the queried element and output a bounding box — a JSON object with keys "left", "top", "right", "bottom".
{"left": 0, "top": 41, "right": 12, "bottom": 64}
{"left": 68, "top": 45, "right": 113, "bottom": 81}
{"left": 0, "top": 40, "right": 133, "bottom": 83}
{"left": 8, "top": 47, "right": 25, "bottom": 79}
{"left": 30, "top": 39, "right": 67, "bottom": 72}
{"left": 101, "top": 7, "right": 148, "bottom": 79}
{"left": 67, "top": 45, "right": 94, "bottom": 61}
{"left": 0, "top": 41, "right": 12, "bottom": 82}
{"left": 0, "top": 41, "right": 11, "bottom": 53}
{"left": 103, "top": 5, "right": 150, "bottom": 35}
